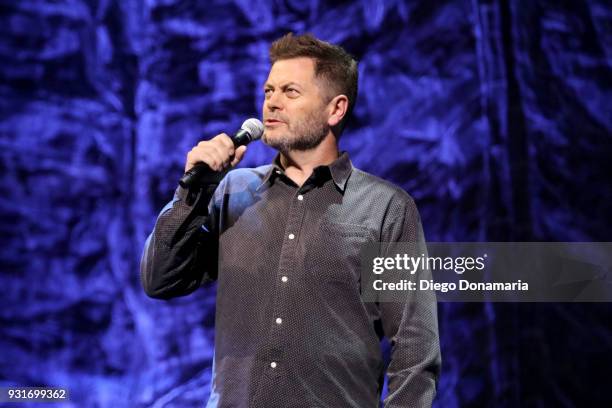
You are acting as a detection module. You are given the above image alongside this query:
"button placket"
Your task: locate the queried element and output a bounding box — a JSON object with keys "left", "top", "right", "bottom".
{"left": 268, "top": 185, "right": 306, "bottom": 372}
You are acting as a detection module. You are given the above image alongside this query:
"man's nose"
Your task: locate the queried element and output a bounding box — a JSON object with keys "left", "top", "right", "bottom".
{"left": 265, "top": 91, "right": 282, "bottom": 111}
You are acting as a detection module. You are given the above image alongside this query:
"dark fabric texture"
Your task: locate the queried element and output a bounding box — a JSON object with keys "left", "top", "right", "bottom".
{"left": 141, "top": 152, "right": 441, "bottom": 407}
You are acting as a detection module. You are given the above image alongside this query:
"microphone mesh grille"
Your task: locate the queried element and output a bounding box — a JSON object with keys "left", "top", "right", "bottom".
{"left": 241, "top": 118, "right": 264, "bottom": 140}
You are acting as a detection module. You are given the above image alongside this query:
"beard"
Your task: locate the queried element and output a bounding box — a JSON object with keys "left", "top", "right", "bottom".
{"left": 263, "top": 108, "right": 329, "bottom": 154}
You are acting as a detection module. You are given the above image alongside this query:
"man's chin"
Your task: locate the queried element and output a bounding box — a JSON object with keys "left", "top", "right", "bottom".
{"left": 263, "top": 132, "right": 289, "bottom": 148}
{"left": 262, "top": 129, "right": 328, "bottom": 154}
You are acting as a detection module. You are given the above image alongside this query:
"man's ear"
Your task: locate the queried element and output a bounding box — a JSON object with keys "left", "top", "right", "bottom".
{"left": 327, "top": 94, "right": 349, "bottom": 128}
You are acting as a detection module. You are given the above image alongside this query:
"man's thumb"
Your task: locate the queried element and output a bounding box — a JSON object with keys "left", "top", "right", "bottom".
{"left": 231, "top": 145, "right": 247, "bottom": 166}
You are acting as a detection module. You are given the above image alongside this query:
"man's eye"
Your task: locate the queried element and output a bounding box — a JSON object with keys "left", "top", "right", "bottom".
{"left": 286, "top": 88, "right": 299, "bottom": 96}
{"left": 264, "top": 89, "right": 273, "bottom": 97}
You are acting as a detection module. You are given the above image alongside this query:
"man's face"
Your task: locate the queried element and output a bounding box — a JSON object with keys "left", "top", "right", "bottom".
{"left": 262, "top": 57, "right": 331, "bottom": 153}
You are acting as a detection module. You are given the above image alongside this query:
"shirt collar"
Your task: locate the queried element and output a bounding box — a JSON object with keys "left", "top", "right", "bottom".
{"left": 327, "top": 151, "right": 353, "bottom": 192}
{"left": 257, "top": 151, "right": 353, "bottom": 192}
{"left": 256, "top": 155, "right": 284, "bottom": 191}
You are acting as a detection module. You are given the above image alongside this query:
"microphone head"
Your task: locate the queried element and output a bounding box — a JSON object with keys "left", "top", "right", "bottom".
{"left": 241, "top": 118, "right": 264, "bottom": 141}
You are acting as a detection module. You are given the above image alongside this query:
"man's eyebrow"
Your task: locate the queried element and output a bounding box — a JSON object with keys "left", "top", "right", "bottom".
{"left": 263, "top": 82, "right": 302, "bottom": 89}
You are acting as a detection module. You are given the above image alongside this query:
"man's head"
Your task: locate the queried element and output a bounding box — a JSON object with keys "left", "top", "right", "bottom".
{"left": 262, "top": 33, "right": 358, "bottom": 154}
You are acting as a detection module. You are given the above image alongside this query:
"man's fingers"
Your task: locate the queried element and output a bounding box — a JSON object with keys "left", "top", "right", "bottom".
{"left": 186, "top": 147, "right": 222, "bottom": 172}
{"left": 207, "top": 143, "right": 231, "bottom": 169}
{"left": 184, "top": 133, "right": 248, "bottom": 173}
{"left": 216, "top": 133, "right": 235, "bottom": 152}
{"left": 231, "top": 146, "right": 247, "bottom": 167}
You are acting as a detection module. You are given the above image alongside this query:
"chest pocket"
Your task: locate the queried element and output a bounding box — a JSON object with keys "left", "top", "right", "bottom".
{"left": 305, "top": 221, "right": 375, "bottom": 286}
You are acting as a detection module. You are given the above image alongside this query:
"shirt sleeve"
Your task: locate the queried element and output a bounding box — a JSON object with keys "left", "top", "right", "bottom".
{"left": 379, "top": 193, "right": 441, "bottom": 408}
{"left": 139, "top": 182, "right": 222, "bottom": 299}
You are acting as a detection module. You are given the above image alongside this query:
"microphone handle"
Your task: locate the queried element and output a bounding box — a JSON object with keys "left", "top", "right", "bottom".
{"left": 178, "top": 162, "right": 221, "bottom": 189}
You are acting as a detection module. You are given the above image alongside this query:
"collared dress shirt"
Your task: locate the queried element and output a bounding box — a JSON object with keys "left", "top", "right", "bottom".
{"left": 141, "top": 152, "right": 441, "bottom": 408}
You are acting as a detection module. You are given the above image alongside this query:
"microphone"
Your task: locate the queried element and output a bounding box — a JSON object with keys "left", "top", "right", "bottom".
{"left": 179, "top": 118, "right": 264, "bottom": 190}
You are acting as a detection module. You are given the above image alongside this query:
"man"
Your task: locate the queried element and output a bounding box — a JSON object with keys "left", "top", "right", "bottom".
{"left": 141, "top": 33, "right": 441, "bottom": 407}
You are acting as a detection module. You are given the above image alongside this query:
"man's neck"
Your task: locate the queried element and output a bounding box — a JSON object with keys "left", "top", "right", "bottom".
{"left": 279, "top": 135, "right": 339, "bottom": 187}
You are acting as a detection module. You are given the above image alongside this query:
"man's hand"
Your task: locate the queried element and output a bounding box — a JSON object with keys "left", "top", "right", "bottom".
{"left": 185, "top": 133, "right": 247, "bottom": 173}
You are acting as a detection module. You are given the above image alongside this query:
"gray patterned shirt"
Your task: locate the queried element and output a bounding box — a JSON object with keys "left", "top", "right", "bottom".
{"left": 141, "top": 152, "right": 441, "bottom": 407}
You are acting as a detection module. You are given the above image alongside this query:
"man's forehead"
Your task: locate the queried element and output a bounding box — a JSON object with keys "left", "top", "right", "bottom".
{"left": 265, "top": 57, "right": 317, "bottom": 85}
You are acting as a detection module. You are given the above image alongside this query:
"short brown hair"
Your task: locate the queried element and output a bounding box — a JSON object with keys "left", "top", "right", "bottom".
{"left": 269, "top": 33, "right": 358, "bottom": 134}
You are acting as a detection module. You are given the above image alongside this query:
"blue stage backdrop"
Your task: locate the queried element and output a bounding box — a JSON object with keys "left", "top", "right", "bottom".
{"left": 1, "top": 0, "right": 611, "bottom": 407}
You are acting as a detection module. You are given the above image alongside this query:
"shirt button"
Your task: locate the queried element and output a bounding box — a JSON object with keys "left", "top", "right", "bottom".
{"left": 275, "top": 317, "right": 282, "bottom": 324}
{"left": 297, "top": 194, "right": 304, "bottom": 201}
{"left": 270, "top": 362, "right": 277, "bottom": 368}
{"left": 288, "top": 233, "right": 295, "bottom": 240}
{"left": 281, "top": 276, "right": 288, "bottom": 282}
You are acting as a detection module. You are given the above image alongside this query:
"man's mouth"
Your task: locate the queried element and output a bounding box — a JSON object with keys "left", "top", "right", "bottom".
{"left": 264, "top": 119, "right": 285, "bottom": 127}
